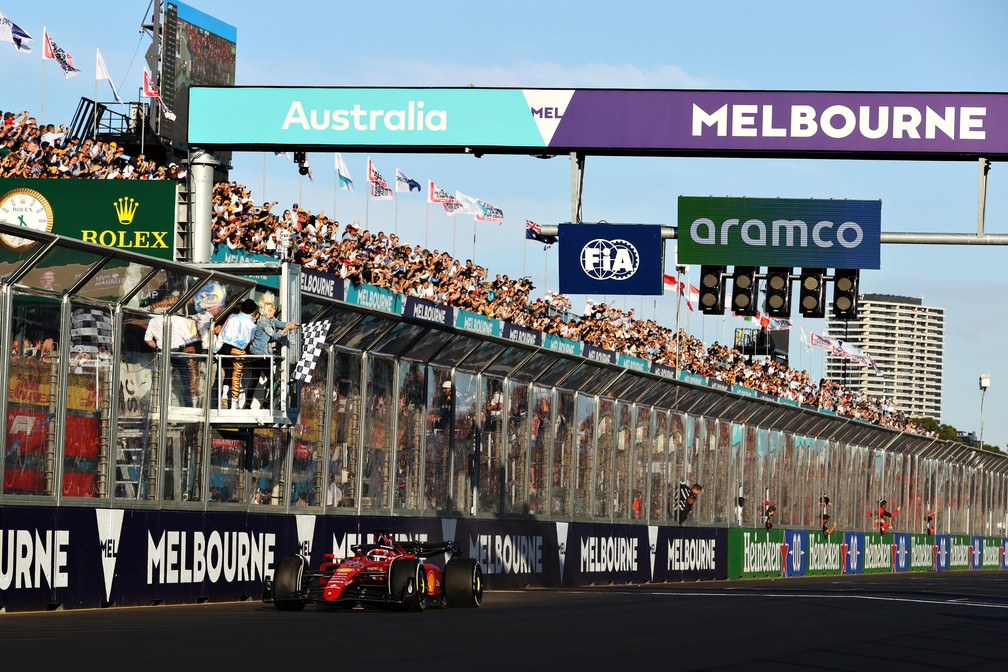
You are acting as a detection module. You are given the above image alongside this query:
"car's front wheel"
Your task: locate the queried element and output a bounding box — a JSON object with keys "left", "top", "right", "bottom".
{"left": 444, "top": 557, "right": 483, "bottom": 608}
{"left": 272, "top": 556, "right": 307, "bottom": 611}
{"left": 389, "top": 557, "right": 427, "bottom": 612}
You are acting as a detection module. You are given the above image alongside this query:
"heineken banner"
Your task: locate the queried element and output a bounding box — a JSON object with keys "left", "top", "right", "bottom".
{"left": 0, "top": 178, "right": 176, "bottom": 260}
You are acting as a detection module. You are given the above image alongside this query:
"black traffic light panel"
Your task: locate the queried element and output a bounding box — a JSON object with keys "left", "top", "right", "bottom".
{"left": 764, "top": 267, "right": 792, "bottom": 318}
{"left": 798, "top": 268, "right": 826, "bottom": 318}
{"left": 731, "top": 266, "right": 758, "bottom": 316}
{"left": 832, "top": 269, "right": 860, "bottom": 319}
{"left": 699, "top": 265, "right": 726, "bottom": 315}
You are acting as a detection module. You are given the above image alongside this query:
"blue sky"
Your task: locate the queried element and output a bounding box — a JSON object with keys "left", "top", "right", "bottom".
{"left": 3, "top": 0, "right": 1007, "bottom": 448}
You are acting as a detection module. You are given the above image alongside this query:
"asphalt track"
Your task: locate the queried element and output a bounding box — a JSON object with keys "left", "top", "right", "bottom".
{"left": 2, "top": 572, "right": 1006, "bottom": 671}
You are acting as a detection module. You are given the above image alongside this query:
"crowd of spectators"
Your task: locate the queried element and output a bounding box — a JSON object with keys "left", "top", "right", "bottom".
{"left": 207, "top": 184, "right": 932, "bottom": 437}
{"left": 1, "top": 108, "right": 185, "bottom": 181}
{"left": 0, "top": 104, "right": 931, "bottom": 437}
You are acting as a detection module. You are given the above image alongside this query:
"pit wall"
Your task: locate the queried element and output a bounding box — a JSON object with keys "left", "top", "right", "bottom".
{"left": 1, "top": 506, "right": 1004, "bottom": 612}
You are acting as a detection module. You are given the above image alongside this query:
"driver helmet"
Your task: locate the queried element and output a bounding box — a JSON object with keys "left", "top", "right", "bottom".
{"left": 366, "top": 547, "right": 389, "bottom": 562}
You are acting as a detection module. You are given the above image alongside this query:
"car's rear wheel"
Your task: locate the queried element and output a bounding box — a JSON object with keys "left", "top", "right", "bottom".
{"left": 272, "top": 556, "right": 307, "bottom": 611}
{"left": 389, "top": 558, "right": 427, "bottom": 612}
{"left": 444, "top": 557, "right": 483, "bottom": 608}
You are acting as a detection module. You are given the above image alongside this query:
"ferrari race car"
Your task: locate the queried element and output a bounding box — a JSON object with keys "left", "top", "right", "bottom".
{"left": 263, "top": 533, "right": 483, "bottom": 611}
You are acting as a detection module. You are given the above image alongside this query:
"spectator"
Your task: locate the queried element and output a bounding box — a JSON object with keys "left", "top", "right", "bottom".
{"left": 243, "top": 291, "right": 299, "bottom": 409}
{"left": 676, "top": 481, "right": 703, "bottom": 526}
{"left": 869, "top": 499, "right": 900, "bottom": 535}
{"left": 763, "top": 502, "right": 777, "bottom": 530}
{"left": 144, "top": 304, "right": 201, "bottom": 407}
{"left": 213, "top": 298, "right": 258, "bottom": 409}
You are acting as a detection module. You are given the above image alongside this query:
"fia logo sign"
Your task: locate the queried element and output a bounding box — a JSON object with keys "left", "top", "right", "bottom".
{"left": 579, "top": 238, "right": 640, "bottom": 281}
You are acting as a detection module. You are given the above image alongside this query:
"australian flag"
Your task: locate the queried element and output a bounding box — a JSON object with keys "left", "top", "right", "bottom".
{"left": 525, "top": 220, "right": 557, "bottom": 247}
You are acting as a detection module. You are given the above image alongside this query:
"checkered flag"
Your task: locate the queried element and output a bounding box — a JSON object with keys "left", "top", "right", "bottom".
{"left": 292, "top": 319, "right": 331, "bottom": 383}
{"left": 71, "top": 308, "right": 113, "bottom": 348}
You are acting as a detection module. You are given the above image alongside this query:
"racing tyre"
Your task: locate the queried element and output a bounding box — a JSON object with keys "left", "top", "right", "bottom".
{"left": 272, "top": 556, "right": 307, "bottom": 611}
{"left": 444, "top": 557, "right": 483, "bottom": 608}
{"left": 389, "top": 558, "right": 427, "bottom": 612}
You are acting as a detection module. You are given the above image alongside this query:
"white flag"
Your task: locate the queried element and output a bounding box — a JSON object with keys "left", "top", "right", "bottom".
{"left": 334, "top": 153, "right": 353, "bottom": 192}
{"left": 96, "top": 49, "right": 123, "bottom": 104}
{"left": 0, "top": 11, "right": 33, "bottom": 53}
{"left": 455, "top": 191, "right": 482, "bottom": 216}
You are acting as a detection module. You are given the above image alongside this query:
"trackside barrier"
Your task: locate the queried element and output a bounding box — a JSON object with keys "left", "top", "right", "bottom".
{"left": 0, "top": 506, "right": 1004, "bottom": 612}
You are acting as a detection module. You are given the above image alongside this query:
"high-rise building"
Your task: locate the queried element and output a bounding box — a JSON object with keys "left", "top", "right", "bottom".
{"left": 824, "top": 293, "right": 944, "bottom": 420}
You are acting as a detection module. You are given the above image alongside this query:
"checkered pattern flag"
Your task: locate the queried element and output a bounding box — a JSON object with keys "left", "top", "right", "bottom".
{"left": 292, "top": 319, "right": 331, "bottom": 383}
{"left": 71, "top": 308, "right": 113, "bottom": 347}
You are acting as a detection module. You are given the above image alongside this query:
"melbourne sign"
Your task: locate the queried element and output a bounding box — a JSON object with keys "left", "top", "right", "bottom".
{"left": 188, "top": 88, "right": 1008, "bottom": 159}
{"left": 677, "top": 196, "right": 882, "bottom": 269}
{"left": 558, "top": 224, "right": 663, "bottom": 296}
{"left": 0, "top": 178, "right": 176, "bottom": 261}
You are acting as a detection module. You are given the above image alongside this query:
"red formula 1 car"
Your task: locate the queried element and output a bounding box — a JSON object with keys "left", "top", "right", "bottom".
{"left": 263, "top": 533, "right": 483, "bottom": 611}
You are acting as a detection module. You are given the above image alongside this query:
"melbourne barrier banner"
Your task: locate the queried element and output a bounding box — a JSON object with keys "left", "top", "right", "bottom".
{"left": 344, "top": 282, "right": 403, "bottom": 315}
{"left": 542, "top": 333, "right": 581, "bottom": 357}
{"left": 0, "top": 178, "right": 176, "bottom": 260}
{"left": 618, "top": 353, "right": 650, "bottom": 373}
{"left": 300, "top": 268, "right": 344, "bottom": 301}
{"left": 403, "top": 296, "right": 453, "bottom": 327}
{"left": 558, "top": 224, "right": 664, "bottom": 296}
{"left": 188, "top": 88, "right": 1008, "bottom": 159}
{"left": 582, "top": 344, "right": 617, "bottom": 366}
{"left": 454, "top": 309, "right": 501, "bottom": 338}
{"left": 677, "top": 196, "right": 882, "bottom": 269}
{"left": 502, "top": 322, "right": 542, "bottom": 348}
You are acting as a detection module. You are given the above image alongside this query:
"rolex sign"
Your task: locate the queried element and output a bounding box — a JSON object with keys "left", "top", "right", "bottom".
{"left": 558, "top": 224, "right": 664, "bottom": 296}
{"left": 0, "top": 178, "right": 176, "bottom": 261}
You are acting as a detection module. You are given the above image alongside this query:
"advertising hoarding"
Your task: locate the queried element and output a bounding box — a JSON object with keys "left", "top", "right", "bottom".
{"left": 0, "top": 178, "right": 176, "bottom": 261}
{"left": 558, "top": 224, "right": 663, "bottom": 296}
{"left": 188, "top": 87, "right": 1008, "bottom": 159}
{"left": 677, "top": 196, "right": 882, "bottom": 269}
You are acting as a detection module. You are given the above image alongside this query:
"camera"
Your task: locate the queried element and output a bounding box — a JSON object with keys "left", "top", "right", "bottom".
{"left": 294, "top": 151, "right": 309, "bottom": 175}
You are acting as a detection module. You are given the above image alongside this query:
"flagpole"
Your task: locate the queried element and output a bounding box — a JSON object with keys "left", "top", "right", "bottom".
{"left": 522, "top": 240, "right": 527, "bottom": 279}
{"left": 140, "top": 99, "right": 146, "bottom": 156}
{"left": 394, "top": 189, "right": 399, "bottom": 237}
{"left": 41, "top": 29, "right": 46, "bottom": 124}
{"left": 425, "top": 203, "right": 429, "bottom": 249}
{"left": 674, "top": 278, "right": 682, "bottom": 378}
{"left": 365, "top": 188, "right": 370, "bottom": 230}
{"left": 471, "top": 220, "right": 476, "bottom": 260}
{"left": 544, "top": 247, "right": 548, "bottom": 294}
{"left": 93, "top": 49, "right": 99, "bottom": 140}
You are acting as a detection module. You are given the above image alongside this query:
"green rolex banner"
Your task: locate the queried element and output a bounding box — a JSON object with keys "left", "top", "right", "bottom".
{"left": 0, "top": 178, "right": 176, "bottom": 261}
